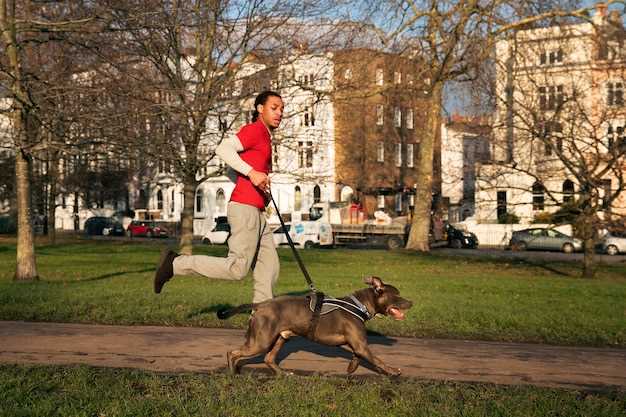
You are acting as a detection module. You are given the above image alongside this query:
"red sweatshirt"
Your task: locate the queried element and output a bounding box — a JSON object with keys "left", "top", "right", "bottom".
{"left": 230, "top": 119, "right": 271, "bottom": 209}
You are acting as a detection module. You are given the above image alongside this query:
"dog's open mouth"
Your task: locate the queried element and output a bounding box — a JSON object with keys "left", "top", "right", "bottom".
{"left": 387, "top": 306, "right": 406, "bottom": 320}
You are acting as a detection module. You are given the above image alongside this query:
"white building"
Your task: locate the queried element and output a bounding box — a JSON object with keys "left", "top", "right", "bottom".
{"left": 474, "top": 4, "right": 626, "bottom": 224}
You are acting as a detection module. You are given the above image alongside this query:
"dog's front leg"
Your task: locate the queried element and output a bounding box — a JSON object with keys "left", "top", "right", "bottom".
{"left": 350, "top": 341, "right": 401, "bottom": 376}
{"left": 347, "top": 354, "right": 360, "bottom": 374}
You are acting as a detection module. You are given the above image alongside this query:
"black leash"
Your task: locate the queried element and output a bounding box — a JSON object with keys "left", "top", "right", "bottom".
{"left": 268, "top": 191, "right": 318, "bottom": 293}
{"left": 268, "top": 190, "right": 324, "bottom": 337}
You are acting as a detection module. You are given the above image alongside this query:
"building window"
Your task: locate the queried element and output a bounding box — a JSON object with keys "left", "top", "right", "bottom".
{"left": 607, "top": 82, "right": 624, "bottom": 107}
{"left": 540, "top": 49, "right": 563, "bottom": 65}
{"left": 540, "top": 121, "right": 563, "bottom": 156}
{"left": 532, "top": 182, "right": 545, "bottom": 211}
{"left": 497, "top": 190, "right": 507, "bottom": 220}
{"left": 602, "top": 179, "right": 612, "bottom": 210}
{"left": 298, "top": 141, "right": 313, "bottom": 168}
{"left": 313, "top": 185, "right": 321, "bottom": 203}
{"left": 377, "top": 142, "right": 385, "bottom": 162}
{"left": 157, "top": 189, "right": 163, "bottom": 211}
{"left": 219, "top": 118, "right": 228, "bottom": 132}
{"left": 376, "top": 105, "right": 384, "bottom": 126}
{"left": 407, "top": 143, "right": 414, "bottom": 168}
{"left": 298, "top": 74, "right": 313, "bottom": 86}
{"left": 394, "top": 71, "right": 402, "bottom": 84}
{"left": 301, "top": 106, "right": 315, "bottom": 127}
{"left": 171, "top": 189, "right": 175, "bottom": 213}
{"left": 294, "top": 186, "right": 302, "bottom": 212}
{"left": 395, "top": 193, "right": 402, "bottom": 212}
{"left": 562, "top": 180, "right": 575, "bottom": 203}
{"left": 406, "top": 109, "right": 414, "bottom": 129}
{"left": 395, "top": 143, "right": 402, "bottom": 167}
{"left": 394, "top": 107, "right": 402, "bottom": 127}
{"left": 195, "top": 189, "right": 203, "bottom": 213}
{"left": 539, "top": 85, "right": 564, "bottom": 110}
{"left": 377, "top": 195, "right": 385, "bottom": 209}
{"left": 607, "top": 123, "right": 626, "bottom": 150}
{"left": 376, "top": 68, "right": 384, "bottom": 86}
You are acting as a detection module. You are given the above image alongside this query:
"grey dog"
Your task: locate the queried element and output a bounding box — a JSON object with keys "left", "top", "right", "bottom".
{"left": 218, "top": 276, "right": 413, "bottom": 376}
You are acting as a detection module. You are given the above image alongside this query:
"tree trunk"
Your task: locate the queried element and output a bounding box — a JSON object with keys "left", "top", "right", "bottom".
{"left": 179, "top": 177, "right": 196, "bottom": 255}
{"left": 582, "top": 237, "right": 595, "bottom": 278}
{"left": 15, "top": 148, "right": 38, "bottom": 281}
{"left": 47, "top": 153, "right": 57, "bottom": 245}
{"left": 406, "top": 81, "right": 442, "bottom": 251}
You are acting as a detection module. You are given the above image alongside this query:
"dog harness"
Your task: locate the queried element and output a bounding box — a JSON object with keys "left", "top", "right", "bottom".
{"left": 307, "top": 293, "right": 372, "bottom": 322}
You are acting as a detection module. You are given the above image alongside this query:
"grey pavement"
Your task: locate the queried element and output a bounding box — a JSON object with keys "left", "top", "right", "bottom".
{"left": 1, "top": 321, "right": 625, "bottom": 391}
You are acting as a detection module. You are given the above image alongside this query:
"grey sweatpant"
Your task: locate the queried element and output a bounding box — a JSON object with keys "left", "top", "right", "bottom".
{"left": 172, "top": 201, "right": 279, "bottom": 303}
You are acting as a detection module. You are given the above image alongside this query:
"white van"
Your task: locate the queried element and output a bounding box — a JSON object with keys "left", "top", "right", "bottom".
{"left": 271, "top": 221, "right": 332, "bottom": 249}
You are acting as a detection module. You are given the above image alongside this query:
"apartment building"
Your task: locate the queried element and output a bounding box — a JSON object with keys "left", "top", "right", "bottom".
{"left": 475, "top": 4, "right": 626, "bottom": 223}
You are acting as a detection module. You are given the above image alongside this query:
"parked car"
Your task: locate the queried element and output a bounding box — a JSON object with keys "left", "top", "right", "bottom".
{"left": 84, "top": 216, "right": 124, "bottom": 236}
{"left": 598, "top": 232, "right": 626, "bottom": 255}
{"left": 126, "top": 220, "right": 168, "bottom": 238}
{"left": 446, "top": 223, "right": 479, "bottom": 249}
{"left": 202, "top": 219, "right": 231, "bottom": 245}
{"left": 509, "top": 228, "right": 582, "bottom": 253}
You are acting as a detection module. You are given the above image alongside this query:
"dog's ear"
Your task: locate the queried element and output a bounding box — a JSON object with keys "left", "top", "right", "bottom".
{"left": 364, "top": 276, "right": 384, "bottom": 294}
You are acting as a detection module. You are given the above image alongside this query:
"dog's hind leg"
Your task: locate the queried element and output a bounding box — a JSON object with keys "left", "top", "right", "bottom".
{"left": 227, "top": 315, "right": 281, "bottom": 374}
{"left": 264, "top": 335, "right": 290, "bottom": 375}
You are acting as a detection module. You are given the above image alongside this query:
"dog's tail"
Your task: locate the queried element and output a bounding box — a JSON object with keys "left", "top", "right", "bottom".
{"left": 217, "top": 304, "right": 254, "bottom": 320}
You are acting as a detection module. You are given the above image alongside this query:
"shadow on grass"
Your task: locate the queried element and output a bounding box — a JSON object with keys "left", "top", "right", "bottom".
{"left": 0, "top": 246, "right": 8, "bottom": 253}
{"left": 425, "top": 249, "right": 578, "bottom": 277}
{"left": 44, "top": 268, "right": 154, "bottom": 284}
{"left": 513, "top": 259, "right": 574, "bottom": 277}
{"left": 187, "top": 303, "right": 236, "bottom": 319}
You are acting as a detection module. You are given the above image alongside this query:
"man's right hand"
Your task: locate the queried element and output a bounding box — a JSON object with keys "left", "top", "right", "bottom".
{"left": 248, "top": 169, "right": 269, "bottom": 192}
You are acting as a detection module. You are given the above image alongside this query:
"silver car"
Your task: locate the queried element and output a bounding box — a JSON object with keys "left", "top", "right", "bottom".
{"left": 598, "top": 233, "right": 626, "bottom": 256}
{"left": 509, "top": 228, "right": 583, "bottom": 253}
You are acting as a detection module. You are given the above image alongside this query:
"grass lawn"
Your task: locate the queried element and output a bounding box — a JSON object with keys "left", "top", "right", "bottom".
{"left": 2, "top": 364, "right": 625, "bottom": 417}
{"left": 0, "top": 238, "right": 625, "bottom": 346}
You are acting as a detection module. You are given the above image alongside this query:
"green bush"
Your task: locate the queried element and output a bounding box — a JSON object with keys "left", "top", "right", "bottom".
{"left": 531, "top": 211, "right": 553, "bottom": 224}
{"left": 497, "top": 212, "right": 520, "bottom": 224}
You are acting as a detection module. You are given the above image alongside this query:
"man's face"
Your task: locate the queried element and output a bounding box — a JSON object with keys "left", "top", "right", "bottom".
{"left": 259, "top": 96, "right": 284, "bottom": 130}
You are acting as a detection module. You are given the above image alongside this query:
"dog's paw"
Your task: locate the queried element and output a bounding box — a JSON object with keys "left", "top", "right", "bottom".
{"left": 386, "top": 367, "right": 402, "bottom": 377}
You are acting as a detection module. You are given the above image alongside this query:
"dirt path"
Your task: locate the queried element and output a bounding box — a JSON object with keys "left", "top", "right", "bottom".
{"left": 1, "top": 320, "right": 625, "bottom": 391}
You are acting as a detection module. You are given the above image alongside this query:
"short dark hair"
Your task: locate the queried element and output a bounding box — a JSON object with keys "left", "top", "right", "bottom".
{"left": 251, "top": 90, "right": 282, "bottom": 122}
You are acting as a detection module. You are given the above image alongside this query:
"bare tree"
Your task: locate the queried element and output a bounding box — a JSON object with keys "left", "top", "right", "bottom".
{"left": 365, "top": 0, "right": 603, "bottom": 251}
{"left": 0, "top": 0, "right": 107, "bottom": 279}
{"left": 92, "top": 0, "right": 346, "bottom": 254}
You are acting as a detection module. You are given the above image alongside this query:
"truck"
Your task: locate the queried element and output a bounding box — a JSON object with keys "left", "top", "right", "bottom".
{"left": 308, "top": 202, "right": 408, "bottom": 250}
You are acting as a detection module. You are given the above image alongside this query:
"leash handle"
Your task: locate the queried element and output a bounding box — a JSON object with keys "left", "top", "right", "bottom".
{"left": 268, "top": 190, "right": 317, "bottom": 293}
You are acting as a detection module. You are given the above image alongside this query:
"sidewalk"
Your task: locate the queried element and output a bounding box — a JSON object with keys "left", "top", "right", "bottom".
{"left": 1, "top": 320, "right": 625, "bottom": 391}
